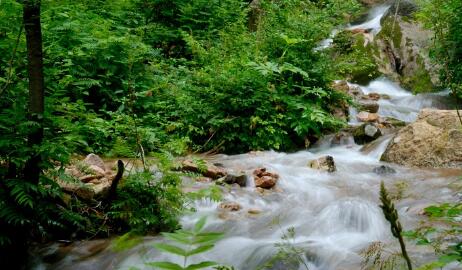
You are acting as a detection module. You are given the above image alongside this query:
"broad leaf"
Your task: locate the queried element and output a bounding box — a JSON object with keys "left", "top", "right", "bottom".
{"left": 187, "top": 244, "right": 214, "bottom": 256}
{"left": 153, "top": 243, "right": 187, "bottom": 256}
{"left": 194, "top": 216, "right": 207, "bottom": 232}
{"left": 185, "top": 261, "right": 218, "bottom": 270}
{"left": 147, "top": 261, "right": 184, "bottom": 270}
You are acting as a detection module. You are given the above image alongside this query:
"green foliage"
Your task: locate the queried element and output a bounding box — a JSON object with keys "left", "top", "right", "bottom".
{"left": 148, "top": 216, "right": 228, "bottom": 270}
{"left": 0, "top": 0, "right": 361, "bottom": 265}
{"left": 260, "top": 226, "right": 310, "bottom": 270}
{"left": 109, "top": 153, "right": 184, "bottom": 233}
{"left": 416, "top": 0, "right": 462, "bottom": 98}
{"left": 404, "top": 203, "right": 462, "bottom": 269}
{"left": 331, "top": 31, "right": 380, "bottom": 84}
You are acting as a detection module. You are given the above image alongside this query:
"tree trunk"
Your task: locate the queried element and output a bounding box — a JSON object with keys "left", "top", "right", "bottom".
{"left": 22, "top": 0, "right": 44, "bottom": 184}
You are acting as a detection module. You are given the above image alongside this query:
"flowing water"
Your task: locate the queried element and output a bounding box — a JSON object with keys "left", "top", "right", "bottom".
{"left": 32, "top": 4, "right": 462, "bottom": 270}
{"left": 32, "top": 75, "right": 461, "bottom": 269}
{"left": 348, "top": 77, "right": 454, "bottom": 125}
{"left": 315, "top": 4, "right": 390, "bottom": 51}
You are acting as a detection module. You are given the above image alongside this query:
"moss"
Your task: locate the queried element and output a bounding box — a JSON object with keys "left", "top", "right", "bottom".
{"left": 377, "top": 16, "right": 403, "bottom": 48}
{"left": 401, "top": 55, "right": 435, "bottom": 93}
{"left": 331, "top": 30, "right": 380, "bottom": 83}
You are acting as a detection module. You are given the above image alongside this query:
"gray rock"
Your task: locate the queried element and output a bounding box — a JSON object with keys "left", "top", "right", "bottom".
{"left": 358, "top": 100, "right": 379, "bottom": 113}
{"left": 83, "top": 154, "right": 106, "bottom": 171}
{"left": 373, "top": 165, "right": 397, "bottom": 175}
{"left": 308, "top": 156, "right": 336, "bottom": 173}
{"left": 365, "top": 124, "right": 379, "bottom": 137}
{"left": 353, "top": 123, "right": 382, "bottom": 144}
{"left": 388, "top": 0, "right": 418, "bottom": 17}
{"left": 220, "top": 173, "right": 248, "bottom": 187}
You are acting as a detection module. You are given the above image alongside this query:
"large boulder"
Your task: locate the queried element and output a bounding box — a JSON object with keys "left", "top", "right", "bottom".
{"left": 372, "top": 9, "right": 439, "bottom": 92}
{"left": 381, "top": 109, "right": 462, "bottom": 168}
{"left": 59, "top": 154, "right": 118, "bottom": 201}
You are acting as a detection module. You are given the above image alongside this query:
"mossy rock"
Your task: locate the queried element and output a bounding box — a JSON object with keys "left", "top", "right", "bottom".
{"left": 332, "top": 30, "right": 380, "bottom": 84}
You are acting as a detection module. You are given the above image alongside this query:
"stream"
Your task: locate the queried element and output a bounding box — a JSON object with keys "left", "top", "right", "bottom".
{"left": 32, "top": 4, "right": 461, "bottom": 270}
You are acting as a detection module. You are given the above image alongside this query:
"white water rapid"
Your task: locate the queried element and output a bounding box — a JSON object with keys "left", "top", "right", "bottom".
{"left": 36, "top": 131, "right": 461, "bottom": 270}
{"left": 348, "top": 77, "right": 454, "bottom": 125}
{"left": 315, "top": 4, "right": 390, "bottom": 51}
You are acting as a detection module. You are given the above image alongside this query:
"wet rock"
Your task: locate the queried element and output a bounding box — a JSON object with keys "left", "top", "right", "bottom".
{"left": 366, "top": 93, "right": 381, "bottom": 101}
{"left": 331, "top": 130, "right": 354, "bottom": 146}
{"left": 247, "top": 209, "right": 261, "bottom": 215}
{"left": 353, "top": 123, "right": 382, "bottom": 145}
{"left": 218, "top": 173, "right": 247, "bottom": 187}
{"left": 381, "top": 109, "right": 462, "bottom": 168}
{"left": 373, "top": 9, "right": 438, "bottom": 92}
{"left": 357, "top": 111, "right": 379, "bottom": 122}
{"left": 253, "top": 168, "right": 279, "bottom": 189}
{"left": 373, "top": 165, "right": 397, "bottom": 175}
{"left": 358, "top": 100, "right": 379, "bottom": 113}
{"left": 308, "top": 155, "right": 336, "bottom": 173}
{"left": 389, "top": 0, "right": 418, "bottom": 17}
{"left": 219, "top": 202, "right": 242, "bottom": 211}
{"left": 181, "top": 159, "right": 227, "bottom": 179}
{"left": 380, "top": 117, "right": 406, "bottom": 128}
{"left": 195, "top": 177, "right": 212, "bottom": 183}
{"left": 350, "top": 28, "right": 371, "bottom": 35}
{"left": 332, "top": 80, "right": 363, "bottom": 97}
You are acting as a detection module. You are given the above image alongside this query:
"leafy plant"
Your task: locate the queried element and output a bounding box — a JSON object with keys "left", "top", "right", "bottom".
{"left": 260, "top": 226, "right": 310, "bottom": 270}
{"left": 148, "top": 216, "right": 226, "bottom": 270}
{"left": 403, "top": 203, "right": 462, "bottom": 269}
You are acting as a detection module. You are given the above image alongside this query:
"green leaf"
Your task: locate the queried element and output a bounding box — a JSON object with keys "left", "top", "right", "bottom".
{"left": 187, "top": 244, "right": 214, "bottom": 256}
{"left": 153, "top": 243, "right": 187, "bottom": 256}
{"left": 193, "top": 232, "right": 224, "bottom": 244}
{"left": 194, "top": 216, "right": 207, "bottom": 232}
{"left": 147, "top": 261, "right": 184, "bottom": 270}
{"left": 162, "top": 232, "right": 192, "bottom": 245}
{"left": 185, "top": 261, "right": 218, "bottom": 270}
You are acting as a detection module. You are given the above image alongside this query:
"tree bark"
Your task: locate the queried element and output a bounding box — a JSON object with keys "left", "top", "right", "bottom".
{"left": 22, "top": 0, "right": 44, "bottom": 184}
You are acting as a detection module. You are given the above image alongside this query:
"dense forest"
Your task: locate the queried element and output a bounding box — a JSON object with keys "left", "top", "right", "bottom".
{"left": 0, "top": 0, "right": 461, "bottom": 269}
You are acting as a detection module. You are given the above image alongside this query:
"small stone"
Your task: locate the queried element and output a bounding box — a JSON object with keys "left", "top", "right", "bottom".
{"left": 181, "top": 159, "right": 227, "bottom": 179}
{"left": 308, "top": 156, "right": 336, "bottom": 173}
{"left": 196, "top": 177, "right": 212, "bottom": 183}
{"left": 364, "top": 124, "right": 379, "bottom": 137}
{"left": 222, "top": 173, "right": 247, "bottom": 187}
{"left": 219, "top": 202, "right": 241, "bottom": 211}
{"left": 253, "top": 168, "right": 279, "bottom": 189}
{"left": 247, "top": 209, "right": 261, "bottom": 215}
{"left": 357, "top": 111, "right": 379, "bottom": 122}
{"left": 367, "top": 93, "right": 381, "bottom": 101}
{"left": 353, "top": 123, "right": 382, "bottom": 145}
{"left": 358, "top": 100, "right": 379, "bottom": 113}
{"left": 373, "top": 165, "right": 397, "bottom": 175}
